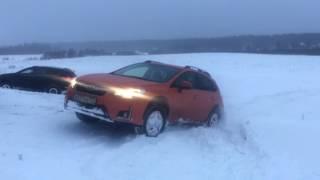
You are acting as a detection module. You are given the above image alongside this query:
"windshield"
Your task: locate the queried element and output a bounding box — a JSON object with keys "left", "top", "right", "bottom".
{"left": 112, "top": 63, "right": 179, "bottom": 83}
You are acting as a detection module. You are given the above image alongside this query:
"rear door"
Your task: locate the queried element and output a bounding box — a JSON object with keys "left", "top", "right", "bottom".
{"left": 30, "top": 67, "right": 51, "bottom": 90}
{"left": 33, "top": 68, "right": 69, "bottom": 91}
{"left": 46, "top": 68, "right": 75, "bottom": 89}
{"left": 192, "top": 73, "right": 218, "bottom": 121}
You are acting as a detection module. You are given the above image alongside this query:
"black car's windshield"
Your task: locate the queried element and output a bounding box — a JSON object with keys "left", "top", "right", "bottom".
{"left": 112, "top": 63, "right": 179, "bottom": 83}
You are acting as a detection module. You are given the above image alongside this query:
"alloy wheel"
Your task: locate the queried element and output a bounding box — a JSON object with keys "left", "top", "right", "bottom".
{"left": 1, "top": 84, "right": 11, "bottom": 89}
{"left": 145, "top": 111, "right": 164, "bottom": 137}
{"left": 48, "top": 87, "right": 59, "bottom": 94}
{"left": 208, "top": 113, "right": 219, "bottom": 127}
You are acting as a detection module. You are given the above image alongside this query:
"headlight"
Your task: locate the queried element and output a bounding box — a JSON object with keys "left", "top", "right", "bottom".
{"left": 114, "top": 88, "right": 145, "bottom": 99}
{"left": 70, "top": 78, "right": 77, "bottom": 88}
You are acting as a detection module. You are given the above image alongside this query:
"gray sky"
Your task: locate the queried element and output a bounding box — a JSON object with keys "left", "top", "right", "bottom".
{"left": 0, "top": 0, "right": 319, "bottom": 45}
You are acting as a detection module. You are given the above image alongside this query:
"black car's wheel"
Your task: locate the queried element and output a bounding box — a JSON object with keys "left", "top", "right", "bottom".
{"left": 143, "top": 106, "right": 167, "bottom": 137}
{"left": 206, "top": 106, "right": 221, "bottom": 127}
{"left": 76, "top": 113, "right": 100, "bottom": 124}
{"left": 48, "top": 87, "right": 61, "bottom": 94}
{"left": 0, "top": 82, "right": 11, "bottom": 89}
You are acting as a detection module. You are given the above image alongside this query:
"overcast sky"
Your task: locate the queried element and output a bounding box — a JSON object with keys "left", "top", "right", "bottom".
{"left": 0, "top": 0, "right": 319, "bottom": 45}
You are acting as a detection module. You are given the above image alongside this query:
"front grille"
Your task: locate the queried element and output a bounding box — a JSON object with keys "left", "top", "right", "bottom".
{"left": 75, "top": 83, "right": 106, "bottom": 96}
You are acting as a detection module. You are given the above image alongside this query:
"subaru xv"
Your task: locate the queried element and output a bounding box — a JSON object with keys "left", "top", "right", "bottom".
{"left": 65, "top": 61, "right": 223, "bottom": 137}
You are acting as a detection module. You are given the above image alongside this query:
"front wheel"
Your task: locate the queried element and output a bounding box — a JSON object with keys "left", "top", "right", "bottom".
{"left": 0, "top": 82, "right": 11, "bottom": 89}
{"left": 143, "top": 106, "right": 167, "bottom": 137}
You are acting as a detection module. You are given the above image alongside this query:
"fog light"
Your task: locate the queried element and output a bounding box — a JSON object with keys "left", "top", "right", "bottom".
{"left": 117, "top": 111, "right": 130, "bottom": 118}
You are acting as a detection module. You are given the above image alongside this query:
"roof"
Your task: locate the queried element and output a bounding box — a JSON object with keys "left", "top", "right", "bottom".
{"left": 32, "top": 66, "right": 73, "bottom": 72}
{"left": 144, "top": 60, "right": 211, "bottom": 77}
{"left": 144, "top": 60, "right": 184, "bottom": 70}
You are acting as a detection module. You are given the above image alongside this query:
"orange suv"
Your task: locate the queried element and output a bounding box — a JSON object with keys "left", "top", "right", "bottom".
{"left": 65, "top": 61, "right": 223, "bottom": 137}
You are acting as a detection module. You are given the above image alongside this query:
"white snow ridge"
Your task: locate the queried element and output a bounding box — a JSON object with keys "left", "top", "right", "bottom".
{"left": 0, "top": 53, "right": 320, "bottom": 180}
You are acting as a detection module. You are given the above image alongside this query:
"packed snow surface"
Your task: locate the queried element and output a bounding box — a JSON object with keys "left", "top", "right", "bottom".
{"left": 0, "top": 53, "right": 320, "bottom": 180}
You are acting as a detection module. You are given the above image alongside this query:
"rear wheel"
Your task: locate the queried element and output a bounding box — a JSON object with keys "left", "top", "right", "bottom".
{"left": 76, "top": 113, "right": 100, "bottom": 124}
{"left": 206, "top": 106, "right": 221, "bottom": 127}
{"left": 143, "top": 106, "right": 167, "bottom": 137}
{"left": 48, "top": 87, "right": 61, "bottom": 94}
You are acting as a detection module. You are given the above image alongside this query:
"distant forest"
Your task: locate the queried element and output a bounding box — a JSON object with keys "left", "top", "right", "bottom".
{"left": 1, "top": 33, "right": 320, "bottom": 59}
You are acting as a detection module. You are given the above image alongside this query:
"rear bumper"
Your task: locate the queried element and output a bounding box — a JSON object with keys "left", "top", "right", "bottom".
{"left": 65, "top": 100, "right": 113, "bottom": 123}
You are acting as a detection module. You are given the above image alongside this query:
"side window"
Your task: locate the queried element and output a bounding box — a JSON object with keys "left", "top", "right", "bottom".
{"left": 34, "top": 68, "right": 47, "bottom": 75}
{"left": 20, "top": 68, "right": 34, "bottom": 74}
{"left": 145, "top": 66, "right": 175, "bottom": 82}
{"left": 47, "top": 69, "right": 58, "bottom": 75}
{"left": 59, "top": 70, "right": 75, "bottom": 77}
{"left": 195, "top": 74, "right": 217, "bottom": 91}
{"left": 44, "top": 69, "right": 69, "bottom": 77}
{"left": 172, "top": 71, "right": 196, "bottom": 88}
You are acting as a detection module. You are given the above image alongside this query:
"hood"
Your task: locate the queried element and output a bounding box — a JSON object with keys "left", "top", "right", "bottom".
{"left": 0, "top": 73, "right": 14, "bottom": 78}
{"left": 77, "top": 73, "right": 159, "bottom": 89}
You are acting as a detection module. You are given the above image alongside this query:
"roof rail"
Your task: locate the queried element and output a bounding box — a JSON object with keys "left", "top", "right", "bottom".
{"left": 144, "top": 60, "right": 161, "bottom": 64}
{"left": 185, "top": 65, "right": 211, "bottom": 77}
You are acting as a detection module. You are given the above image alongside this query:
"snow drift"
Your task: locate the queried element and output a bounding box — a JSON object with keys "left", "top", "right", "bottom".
{"left": 0, "top": 53, "right": 319, "bottom": 180}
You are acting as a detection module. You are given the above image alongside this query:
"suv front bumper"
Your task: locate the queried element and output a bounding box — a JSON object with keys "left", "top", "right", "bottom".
{"left": 65, "top": 100, "right": 113, "bottom": 123}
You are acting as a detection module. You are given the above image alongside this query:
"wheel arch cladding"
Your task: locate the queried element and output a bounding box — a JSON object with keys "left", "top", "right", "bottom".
{"left": 145, "top": 96, "right": 170, "bottom": 117}
{"left": 212, "top": 105, "right": 223, "bottom": 119}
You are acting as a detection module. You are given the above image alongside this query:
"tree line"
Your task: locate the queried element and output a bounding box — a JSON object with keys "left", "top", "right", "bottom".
{"left": 1, "top": 33, "right": 320, "bottom": 58}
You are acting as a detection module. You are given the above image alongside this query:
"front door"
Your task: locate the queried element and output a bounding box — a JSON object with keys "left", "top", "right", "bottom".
{"left": 14, "top": 68, "right": 36, "bottom": 90}
{"left": 169, "top": 71, "right": 200, "bottom": 122}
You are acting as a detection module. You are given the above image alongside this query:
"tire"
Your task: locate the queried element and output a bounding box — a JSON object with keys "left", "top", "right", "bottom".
{"left": 76, "top": 113, "right": 100, "bottom": 124}
{"left": 47, "top": 87, "right": 61, "bottom": 94}
{"left": 0, "top": 82, "right": 11, "bottom": 89}
{"left": 206, "top": 106, "right": 221, "bottom": 127}
{"left": 143, "top": 106, "right": 167, "bottom": 137}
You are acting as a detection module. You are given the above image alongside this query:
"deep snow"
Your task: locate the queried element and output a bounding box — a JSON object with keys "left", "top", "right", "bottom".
{"left": 0, "top": 53, "right": 320, "bottom": 180}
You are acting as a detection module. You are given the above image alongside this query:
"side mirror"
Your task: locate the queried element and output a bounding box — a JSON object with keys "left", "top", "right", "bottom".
{"left": 178, "top": 80, "right": 192, "bottom": 92}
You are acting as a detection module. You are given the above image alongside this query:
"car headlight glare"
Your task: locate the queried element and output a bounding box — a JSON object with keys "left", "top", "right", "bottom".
{"left": 114, "top": 88, "right": 145, "bottom": 99}
{"left": 70, "top": 78, "right": 77, "bottom": 88}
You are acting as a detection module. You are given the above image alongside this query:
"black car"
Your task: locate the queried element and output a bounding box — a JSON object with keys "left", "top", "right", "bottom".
{"left": 0, "top": 66, "right": 76, "bottom": 94}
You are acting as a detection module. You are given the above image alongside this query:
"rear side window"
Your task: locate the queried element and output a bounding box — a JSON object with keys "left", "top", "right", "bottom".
{"left": 62, "top": 70, "right": 76, "bottom": 77}
{"left": 57, "top": 70, "right": 76, "bottom": 77}
{"left": 34, "top": 68, "right": 47, "bottom": 74}
{"left": 195, "top": 74, "right": 217, "bottom": 91}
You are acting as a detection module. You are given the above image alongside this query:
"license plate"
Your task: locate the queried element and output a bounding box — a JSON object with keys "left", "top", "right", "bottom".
{"left": 73, "top": 94, "right": 96, "bottom": 105}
